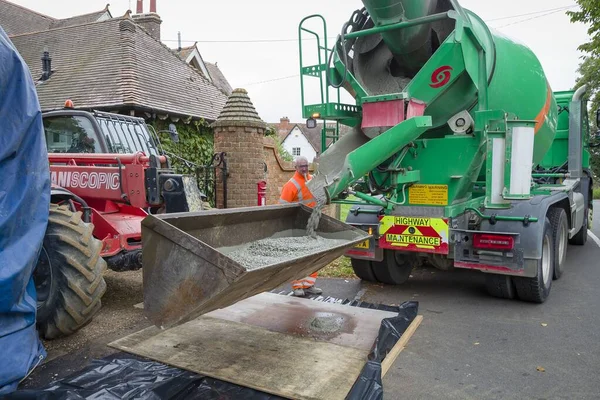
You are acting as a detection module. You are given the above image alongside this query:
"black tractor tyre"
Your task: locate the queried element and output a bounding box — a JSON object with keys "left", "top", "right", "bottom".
{"left": 485, "top": 274, "right": 517, "bottom": 299}
{"left": 34, "top": 204, "right": 107, "bottom": 339}
{"left": 350, "top": 258, "right": 378, "bottom": 282}
{"left": 569, "top": 206, "right": 589, "bottom": 246}
{"left": 372, "top": 250, "right": 413, "bottom": 285}
{"left": 548, "top": 207, "right": 568, "bottom": 280}
{"left": 513, "top": 218, "right": 554, "bottom": 303}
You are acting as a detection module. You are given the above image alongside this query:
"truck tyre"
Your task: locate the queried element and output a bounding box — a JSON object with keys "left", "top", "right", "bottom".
{"left": 372, "top": 250, "right": 413, "bottom": 285}
{"left": 569, "top": 205, "right": 589, "bottom": 246}
{"left": 485, "top": 274, "right": 516, "bottom": 299}
{"left": 34, "top": 204, "right": 107, "bottom": 339}
{"left": 350, "top": 258, "right": 378, "bottom": 282}
{"left": 513, "top": 218, "right": 554, "bottom": 303}
{"left": 548, "top": 207, "right": 568, "bottom": 280}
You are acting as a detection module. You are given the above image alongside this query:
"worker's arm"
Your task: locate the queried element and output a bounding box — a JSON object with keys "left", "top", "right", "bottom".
{"left": 279, "top": 181, "right": 298, "bottom": 204}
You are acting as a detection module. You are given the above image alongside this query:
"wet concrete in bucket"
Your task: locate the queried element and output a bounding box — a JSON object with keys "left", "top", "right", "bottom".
{"left": 219, "top": 230, "right": 348, "bottom": 270}
{"left": 218, "top": 177, "right": 342, "bottom": 270}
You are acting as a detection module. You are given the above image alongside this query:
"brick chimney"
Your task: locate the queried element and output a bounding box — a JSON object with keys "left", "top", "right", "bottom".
{"left": 279, "top": 116, "right": 291, "bottom": 135}
{"left": 132, "top": 0, "right": 162, "bottom": 41}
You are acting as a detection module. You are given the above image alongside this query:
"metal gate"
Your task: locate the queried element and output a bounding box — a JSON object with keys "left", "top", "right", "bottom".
{"left": 195, "top": 152, "right": 228, "bottom": 208}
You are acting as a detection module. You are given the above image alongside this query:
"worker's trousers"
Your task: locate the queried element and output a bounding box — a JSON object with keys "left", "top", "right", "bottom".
{"left": 291, "top": 272, "right": 318, "bottom": 290}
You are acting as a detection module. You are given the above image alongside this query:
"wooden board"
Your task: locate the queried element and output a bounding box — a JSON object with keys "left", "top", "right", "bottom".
{"left": 381, "top": 315, "right": 423, "bottom": 377}
{"left": 110, "top": 293, "right": 421, "bottom": 400}
{"left": 206, "top": 292, "right": 398, "bottom": 351}
{"left": 110, "top": 316, "right": 367, "bottom": 400}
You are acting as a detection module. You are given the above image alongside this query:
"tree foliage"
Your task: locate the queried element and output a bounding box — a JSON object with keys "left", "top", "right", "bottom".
{"left": 573, "top": 56, "right": 600, "bottom": 117}
{"left": 568, "top": 3, "right": 600, "bottom": 181}
{"left": 567, "top": 3, "right": 600, "bottom": 56}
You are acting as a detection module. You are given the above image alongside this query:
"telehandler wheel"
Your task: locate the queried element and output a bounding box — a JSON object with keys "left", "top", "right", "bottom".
{"left": 372, "top": 250, "right": 413, "bottom": 285}
{"left": 548, "top": 207, "right": 568, "bottom": 280}
{"left": 485, "top": 274, "right": 516, "bottom": 299}
{"left": 350, "top": 258, "right": 377, "bottom": 282}
{"left": 34, "top": 204, "right": 107, "bottom": 339}
{"left": 513, "top": 218, "right": 554, "bottom": 303}
{"left": 569, "top": 205, "right": 589, "bottom": 246}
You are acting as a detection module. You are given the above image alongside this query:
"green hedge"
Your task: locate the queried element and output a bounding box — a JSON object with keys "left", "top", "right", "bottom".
{"left": 150, "top": 119, "right": 218, "bottom": 205}
{"left": 150, "top": 119, "right": 214, "bottom": 174}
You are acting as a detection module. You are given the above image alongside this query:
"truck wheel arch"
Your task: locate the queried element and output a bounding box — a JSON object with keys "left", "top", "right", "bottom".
{"left": 480, "top": 193, "right": 569, "bottom": 277}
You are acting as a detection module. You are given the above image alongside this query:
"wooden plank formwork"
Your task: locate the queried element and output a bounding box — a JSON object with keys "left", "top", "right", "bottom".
{"left": 110, "top": 293, "right": 422, "bottom": 400}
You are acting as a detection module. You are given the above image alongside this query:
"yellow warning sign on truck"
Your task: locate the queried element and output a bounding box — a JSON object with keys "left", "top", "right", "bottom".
{"left": 378, "top": 215, "right": 449, "bottom": 254}
{"left": 408, "top": 184, "right": 448, "bottom": 206}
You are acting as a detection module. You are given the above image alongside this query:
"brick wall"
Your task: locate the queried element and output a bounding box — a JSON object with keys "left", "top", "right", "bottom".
{"left": 214, "top": 125, "right": 266, "bottom": 208}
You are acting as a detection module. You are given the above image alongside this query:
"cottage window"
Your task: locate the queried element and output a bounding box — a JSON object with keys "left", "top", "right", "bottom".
{"left": 292, "top": 147, "right": 301, "bottom": 156}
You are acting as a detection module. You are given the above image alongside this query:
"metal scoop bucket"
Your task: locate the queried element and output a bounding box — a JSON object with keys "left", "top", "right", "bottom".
{"left": 141, "top": 204, "right": 369, "bottom": 329}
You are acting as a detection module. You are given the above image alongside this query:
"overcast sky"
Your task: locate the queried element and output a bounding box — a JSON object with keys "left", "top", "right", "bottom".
{"left": 9, "top": 0, "right": 590, "bottom": 123}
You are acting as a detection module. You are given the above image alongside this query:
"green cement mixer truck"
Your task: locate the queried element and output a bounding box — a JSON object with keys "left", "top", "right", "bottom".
{"left": 299, "top": 0, "right": 594, "bottom": 302}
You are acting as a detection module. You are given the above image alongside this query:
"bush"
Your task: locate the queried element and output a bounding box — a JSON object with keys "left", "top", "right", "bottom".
{"left": 150, "top": 119, "right": 217, "bottom": 205}
{"left": 151, "top": 119, "right": 214, "bottom": 174}
{"left": 265, "top": 126, "right": 293, "bottom": 162}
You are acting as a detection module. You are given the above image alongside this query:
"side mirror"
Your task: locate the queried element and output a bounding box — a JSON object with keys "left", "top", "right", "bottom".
{"left": 168, "top": 123, "right": 179, "bottom": 143}
{"left": 306, "top": 117, "right": 317, "bottom": 129}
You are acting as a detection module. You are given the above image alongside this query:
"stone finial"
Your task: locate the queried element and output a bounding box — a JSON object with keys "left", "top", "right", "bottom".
{"left": 212, "top": 88, "right": 267, "bottom": 129}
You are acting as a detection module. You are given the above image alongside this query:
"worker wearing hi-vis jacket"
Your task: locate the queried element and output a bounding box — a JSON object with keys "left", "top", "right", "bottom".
{"left": 279, "top": 156, "right": 323, "bottom": 297}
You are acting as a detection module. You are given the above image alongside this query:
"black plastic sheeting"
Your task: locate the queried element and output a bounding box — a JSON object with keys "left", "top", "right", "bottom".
{"left": 346, "top": 301, "right": 419, "bottom": 400}
{"left": 7, "top": 296, "right": 418, "bottom": 400}
{"left": 6, "top": 353, "right": 284, "bottom": 400}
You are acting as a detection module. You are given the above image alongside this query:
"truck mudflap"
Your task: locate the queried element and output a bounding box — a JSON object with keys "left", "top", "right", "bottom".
{"left": 452, "top": 229, "right": 527, "bottom": 275}
{"left": 378, "top": 215, "right": 449, "bottom": 255}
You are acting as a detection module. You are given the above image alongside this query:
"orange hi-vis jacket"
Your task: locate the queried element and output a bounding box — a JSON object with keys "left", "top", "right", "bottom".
{"left": 279, "top": 171, "right": 316, "bottom": 208}
{"left": 279, "top": 171, "right": 318, "bottom": 290}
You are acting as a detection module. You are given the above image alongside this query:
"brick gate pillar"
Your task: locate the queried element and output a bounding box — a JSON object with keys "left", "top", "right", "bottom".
{"left": 213, "top": 88, "right": 266, "bottom": 208}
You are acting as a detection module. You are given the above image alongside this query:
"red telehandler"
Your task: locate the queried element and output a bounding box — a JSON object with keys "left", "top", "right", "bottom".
{"left": 35, "top": 103, "right": 203, "bottom": 339}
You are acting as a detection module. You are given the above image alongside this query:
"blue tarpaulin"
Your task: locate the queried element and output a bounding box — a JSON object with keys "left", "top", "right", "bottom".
{"left": 0, "top": 26, "right": 50, "bottom": 394}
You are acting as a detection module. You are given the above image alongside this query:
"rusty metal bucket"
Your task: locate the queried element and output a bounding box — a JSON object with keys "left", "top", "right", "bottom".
{"left": 141, "top": 204, "right": 369, "bottom": 329}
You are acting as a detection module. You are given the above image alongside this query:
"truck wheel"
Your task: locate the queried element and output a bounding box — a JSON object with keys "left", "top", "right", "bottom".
{"left": 34, "top": 204, "right": 107, "bottom": 339}
{"left": 485, "top": 274, "right": 516, "bottom": 299}
{"left": 513, "top": 218, "right": 554, "bottom": 303}
{"left": 372, "top": 250, "right": 413, "bottom": 285}
{"left": 350, "top": 258, "right": 378, "bottom": 282}
{"left": 548, "top": 208, "right": 568, "bottom": 280}
{"left": 569, "top": 206, "right": 589, "bottom": 246}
